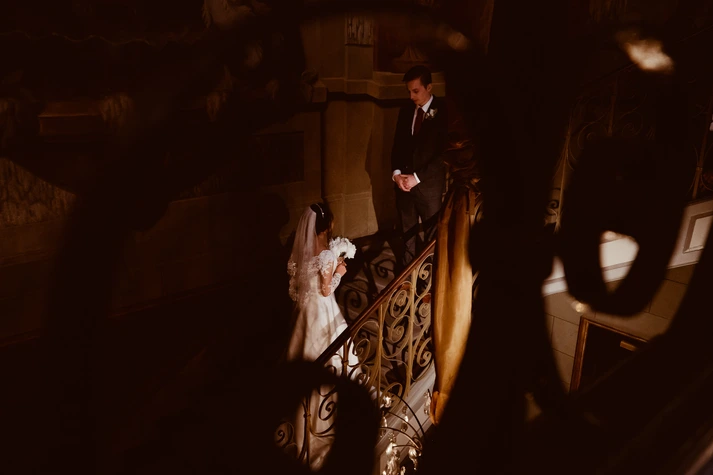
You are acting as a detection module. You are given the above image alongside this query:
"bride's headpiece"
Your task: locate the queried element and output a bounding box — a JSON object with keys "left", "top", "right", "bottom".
{"left": 314, "top": 203, "right": 325, "bottom": 218}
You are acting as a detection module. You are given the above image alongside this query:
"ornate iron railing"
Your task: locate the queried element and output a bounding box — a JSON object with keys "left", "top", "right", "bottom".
{"left": 275, "top": 240, "right": 436, "bottom": 467}
{"left": 322, "top": 240, "right": 436, "bottom": 400}
{"left": 336, "top": 245, "right": 398, "bottom": 325}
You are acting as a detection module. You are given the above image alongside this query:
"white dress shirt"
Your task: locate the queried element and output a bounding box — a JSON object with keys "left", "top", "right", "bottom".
{"left": 393, "top": 95, "right": 434, "bottom": 184}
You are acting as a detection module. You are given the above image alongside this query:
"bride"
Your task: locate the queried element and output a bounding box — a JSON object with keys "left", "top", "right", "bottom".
{"left": 285, "top": 202, "right": 356, "bottom": 470}
{"left": 286, "top": 202, "right": 349, "bottom": 363}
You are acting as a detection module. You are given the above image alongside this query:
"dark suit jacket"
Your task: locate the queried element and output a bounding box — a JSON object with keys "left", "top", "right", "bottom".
{"left": 391, "top": 95, "right": 448, "bottom": 192}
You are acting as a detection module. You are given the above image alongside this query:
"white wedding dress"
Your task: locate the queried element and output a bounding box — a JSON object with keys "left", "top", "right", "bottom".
{"left": 287, "top": 249, "right": 348, "bottom": 364}
{"left": 286, "top": 248, "right": 359, "bottom": 470}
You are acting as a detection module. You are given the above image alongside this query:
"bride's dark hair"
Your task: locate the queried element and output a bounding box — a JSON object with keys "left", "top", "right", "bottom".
{"left": 310, "top": 202, "right": 334, "bottom": 235}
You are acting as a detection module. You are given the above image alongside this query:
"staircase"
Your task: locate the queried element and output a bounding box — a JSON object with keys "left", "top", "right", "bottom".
{"left": 276, "top": 234, "right": 437, "bottom": 474}
{"left": 335, "top": 237, "right": 399, "bottom": 325}
{"left": 281, "top": 196, "right": 713, "bottom": 474}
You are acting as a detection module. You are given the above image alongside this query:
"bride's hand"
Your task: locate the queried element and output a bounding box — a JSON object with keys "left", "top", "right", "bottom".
{"left": 335, "top": 262, "right": 347, "bottom": 276}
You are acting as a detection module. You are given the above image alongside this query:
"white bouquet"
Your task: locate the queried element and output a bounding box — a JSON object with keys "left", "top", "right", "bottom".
{"left": 329, "top": 236, "right": 357, "bottom": 260}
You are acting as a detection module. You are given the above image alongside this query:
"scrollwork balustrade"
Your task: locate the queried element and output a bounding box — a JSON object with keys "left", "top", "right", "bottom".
{"left": 275, "top": 241, "right": 436, "bottom": 466}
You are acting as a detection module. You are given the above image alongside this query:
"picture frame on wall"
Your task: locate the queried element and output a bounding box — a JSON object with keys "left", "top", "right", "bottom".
{"left": 570, "top": 318, "right": 649, "bottom": 392}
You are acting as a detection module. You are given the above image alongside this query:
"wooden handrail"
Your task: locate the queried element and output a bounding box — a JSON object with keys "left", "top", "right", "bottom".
{"left": 316, "top": 239, "right": 436, "bottom": 367}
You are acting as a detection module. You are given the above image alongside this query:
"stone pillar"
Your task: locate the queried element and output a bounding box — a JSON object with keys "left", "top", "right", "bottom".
{"left": 322, "top": 100, "right": 348, "bottom": 235}
{"left": 322, "top": 101, "right": 380, "bottom": 239}
{"left": 321, "top": 14, "right": 379, "bottom": 238}
{"left": 369, "top": 105, "right": 400, "bottom": 233}
{"left": 343, "top": 101, "right": 376, "bottom": 237}
{"left": 345, "top": 14, "right": 374, "bottom": 81}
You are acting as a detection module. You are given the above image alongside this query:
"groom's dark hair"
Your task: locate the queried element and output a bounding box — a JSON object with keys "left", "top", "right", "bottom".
{"left": 403, "top": 65, "right": 432, "bottom": 87}
{"left": 311, "top": 202, "right": 334, "bottom": 235}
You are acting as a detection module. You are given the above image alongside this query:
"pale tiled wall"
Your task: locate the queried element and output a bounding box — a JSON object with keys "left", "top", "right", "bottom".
{"left": 526, "top": 264, "right": 695, "bottom": 420}
{"left": 545, "top": 264, "right": 695, "bottom": 392}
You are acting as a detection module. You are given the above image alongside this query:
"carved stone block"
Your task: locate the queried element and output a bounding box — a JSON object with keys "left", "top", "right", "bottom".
{"left": 346, "top": 15, "right": 374, "bottom": 46}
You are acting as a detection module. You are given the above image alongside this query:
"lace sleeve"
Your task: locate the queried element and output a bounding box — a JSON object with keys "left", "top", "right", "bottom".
{"left": 317, "top": 250, "right": 341, "bottom": 297}
{"left": 287, "top": 260, "right": 298, "bottom": 302}
{"left": 327, "top": 272, "right": 342, "bottom": 294}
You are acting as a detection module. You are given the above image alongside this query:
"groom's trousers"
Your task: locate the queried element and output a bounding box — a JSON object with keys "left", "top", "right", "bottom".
{"left": 396, "top": 184, "right": 443, "bottom": 267}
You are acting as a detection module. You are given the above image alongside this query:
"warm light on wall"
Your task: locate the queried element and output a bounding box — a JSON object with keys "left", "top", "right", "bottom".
{"left": 617, "top": 30, "right": 674, "bottom": 74}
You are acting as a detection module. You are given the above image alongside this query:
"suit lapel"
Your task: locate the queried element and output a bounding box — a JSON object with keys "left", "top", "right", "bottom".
{"left": 403, "top": 105, "right": 416, "bottom": 140}
{"left": 424, "top": 95, "right": 439, "bottom": 126}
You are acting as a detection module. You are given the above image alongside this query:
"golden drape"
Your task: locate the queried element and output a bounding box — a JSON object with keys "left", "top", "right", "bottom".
{"left": 430, "top": 185, "right": 480, "bottom": 424}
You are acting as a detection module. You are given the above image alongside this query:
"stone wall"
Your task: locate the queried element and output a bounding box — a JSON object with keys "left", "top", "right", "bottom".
{"left": 0, "top": 12, "right": 448, "bottom": 342}
{"left": 309, "top": 14, "right": 446, "bottom": 239}
{"left": 0, "top": 106, "right": 321, "bottom": 342}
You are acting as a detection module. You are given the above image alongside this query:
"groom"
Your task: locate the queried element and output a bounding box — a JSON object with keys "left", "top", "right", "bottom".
{"left": 391, "top": 65, "right": 448, "bottom": 267}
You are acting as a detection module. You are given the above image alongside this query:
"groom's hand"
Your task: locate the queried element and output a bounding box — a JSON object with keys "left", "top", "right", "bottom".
{"left": 394, "top": 174, "right": 410, "bottom": 192}
{"left": 402, "top": 174, "right": 418, "bottom": 191}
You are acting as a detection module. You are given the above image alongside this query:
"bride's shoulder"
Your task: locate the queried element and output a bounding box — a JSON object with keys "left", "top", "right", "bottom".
{"left": 316, "top": 249, "right": 335, "bottom": 268}
{"left": 317, "top": 248, "right": 335, "bottom": 260}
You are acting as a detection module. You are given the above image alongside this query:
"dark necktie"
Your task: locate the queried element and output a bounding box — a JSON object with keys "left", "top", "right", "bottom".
{"left": 413, "top": 106, "right": 425, "bottom": 136}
